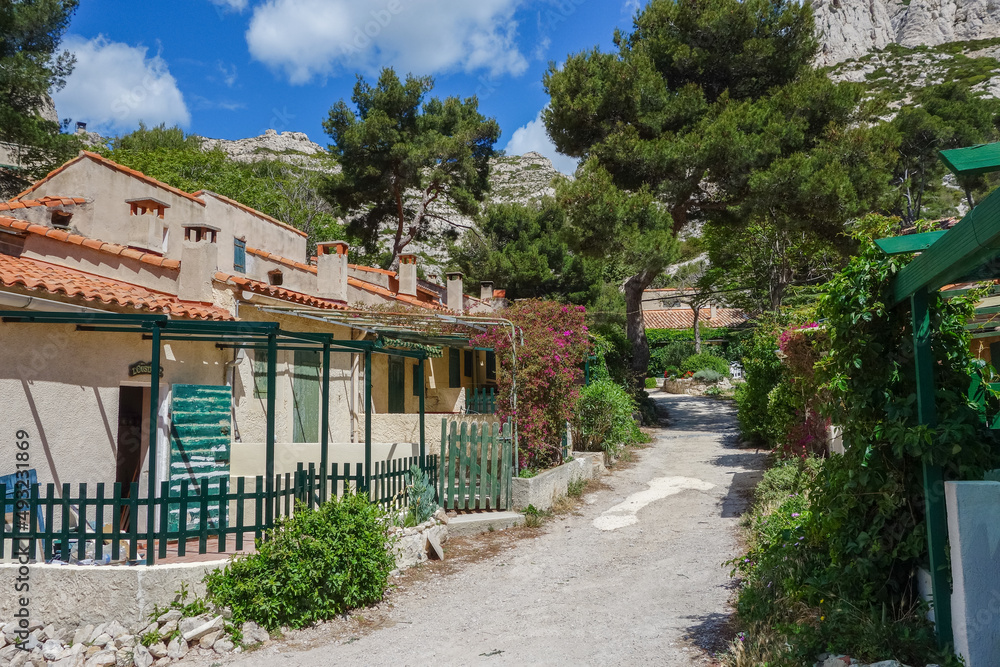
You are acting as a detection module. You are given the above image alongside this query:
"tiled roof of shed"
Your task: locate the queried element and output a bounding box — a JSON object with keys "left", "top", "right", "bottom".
{"left": 0, "top": 216, "right": 181, "bottom": 270}
{"left": 643, "top": 307, "right": 748, "bottom": 330}
{"left": 0, "top": 254, "right": 231, "bottom": 320}
{"left": 14, "top": 152, "right": 206, "bottom": 206}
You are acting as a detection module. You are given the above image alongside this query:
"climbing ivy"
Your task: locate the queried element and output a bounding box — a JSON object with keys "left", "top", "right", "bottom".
{"left": 727, "top": 215, "right": 1000, "bottom": 665}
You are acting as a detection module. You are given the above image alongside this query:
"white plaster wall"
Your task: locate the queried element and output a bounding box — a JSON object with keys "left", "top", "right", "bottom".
{"left": 370, "top": 414, "right": 495, "bottom": 457}
{"left": 27, "top": 159, "right": 206, "bottom": 260}
{"left": 0, "top": 324, "right": 226, "bottom": 492}
{"left": 230, "top": 441, "right": 422, "bottom": 477}
{"left": 20, "top": 234, "right": 181, "bottom": 296}
{"left": 244, "top": 252, "right": 316, "bottom": 295}
{"left": 201, "top": 195, "right": 307, "bottom": 275}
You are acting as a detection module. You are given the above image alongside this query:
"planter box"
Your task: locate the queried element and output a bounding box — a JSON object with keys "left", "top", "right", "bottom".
{"left": 511, "top": 452, "right": 605, "bottom": 511}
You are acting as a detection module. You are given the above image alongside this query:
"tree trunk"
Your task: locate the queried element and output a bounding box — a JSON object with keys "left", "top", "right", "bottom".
{"left": 692, "top": 305, "right": 701, "bottom": 354}
{"left": 624, "top": 269, "right": 656, "bottom": 390}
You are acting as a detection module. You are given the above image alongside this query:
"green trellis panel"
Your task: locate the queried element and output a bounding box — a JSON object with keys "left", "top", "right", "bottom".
{"left": 168, "top": 385, "right": 231, "bottom": 532}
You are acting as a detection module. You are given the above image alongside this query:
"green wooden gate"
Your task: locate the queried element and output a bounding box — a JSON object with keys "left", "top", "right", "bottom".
{"left": 168, "top": 385, "right": 231, "bottom": 532}
{"left": 439, "top": 420, "right": 513, "bottom": 510}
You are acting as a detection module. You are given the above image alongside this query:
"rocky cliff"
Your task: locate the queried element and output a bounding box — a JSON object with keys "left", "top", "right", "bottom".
{"left": 814, "top": 0, "right": 1000, "bottom": 66}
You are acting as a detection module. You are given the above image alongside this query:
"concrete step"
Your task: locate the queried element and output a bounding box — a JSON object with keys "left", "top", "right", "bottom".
{"left": 447, "top": 511, "right": 525, "bottom": 538}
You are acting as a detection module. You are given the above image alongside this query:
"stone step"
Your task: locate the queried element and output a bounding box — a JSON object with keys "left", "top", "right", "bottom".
{"left": 447, "top": 511, "right": 525, "bottom": 538}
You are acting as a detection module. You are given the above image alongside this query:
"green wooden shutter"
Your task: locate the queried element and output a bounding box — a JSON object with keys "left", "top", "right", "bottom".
{"left": 233, "top": 238, "right": 246, "bottom": 273}
{"left": 169, "top": 385, "right": 231, "bottom": 532}
{"left": 293, "top": 350, "right": 320, "bottom": 443}
{"left": 388, "top": 356, "right": 405, "bottom": 413}
{"left": 412, "top": 360, "right": 421, "bottom": 396}
{"left": 449, "top": 348, "right": 461, "bottom": 388}
{"left": 464, "top": 350, "right": 472, "bottom": 377}
{"left": 253, "top": 348, "right": 268, "bottom": 398}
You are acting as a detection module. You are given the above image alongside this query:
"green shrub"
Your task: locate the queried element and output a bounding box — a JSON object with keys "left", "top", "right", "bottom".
{"left": 204, "top": 493, "right": 395, "bottom": 630}
{"left": 648, "top": 341, "right": 695, "bottom": 376}
{"left": 680, "top": 352, "right": 730, "bottom": 377}
{"left": 644, "top": 377, "right": 658, "bottom": 388}
{"left": 573, "top": 379, "right": 642, "bottom": 457}
{"left": 405, "top": 464, "right": 437, "bottom": 525}
{"left": 663, "top": 365, "right": 680, "bottom": 378}
{"left": 734, "top": 327, "right": 785, "bottom": 447}
{"left": 693, "top": 369, "right": 724, "bottom": 383}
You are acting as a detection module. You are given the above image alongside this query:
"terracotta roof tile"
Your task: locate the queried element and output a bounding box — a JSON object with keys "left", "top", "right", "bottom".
{"left": 0, "top": 216, "right": 178, "bottom": 272}
{"left": 245, "top": 246, "right": 444, "bottom": 309}
{"left": 214, "top": 271, "right": 348, "bottom": 310}
{"left": 0, "top": 196, "right": 87, "bottom": 212}
{"left": 195, "top": 191, "right": 307, "bottom": 238}
{"left": 643, "top": 308, "right": 749, "bottom": 330}
{"left": 13, "top": 153, "right": 205, "bottom": 206}
{"left": 0, "top": 255, "right": 232, "bottom": 320}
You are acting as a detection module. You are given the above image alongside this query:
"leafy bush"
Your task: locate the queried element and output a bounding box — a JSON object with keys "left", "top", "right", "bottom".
{"left": 693, "top": 369, "right": 724, "bottom": 383}
{"left": 405, "top": 465, "right": 438, "bottom": 525}
{"left": 573, "top": 379, "right": 642, "bottom": 457}
{"left": 204, "top": 493, "right": 395, "bottom": 630}
{"left": 734, "top": 325, "right": 785, "bottom": 447}
{"left": 644, "top": 377, "right": 658, "bottom": 388}
{"left": 663, "top": 365, "right": 680, "bottom": 378}
{"left": 648, "top": 341, "right": 695, "bottom": 376}
{"left": 680, "top": 352, "right": 730, "bottom": 377}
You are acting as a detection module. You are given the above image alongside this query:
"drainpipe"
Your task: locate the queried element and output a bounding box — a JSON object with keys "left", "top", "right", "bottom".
{"left": 0, "top": 290, "right": 110, "bottom": 313}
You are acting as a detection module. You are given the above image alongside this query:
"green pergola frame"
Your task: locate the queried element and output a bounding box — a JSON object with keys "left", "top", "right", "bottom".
{"left": 0, "top": 310, "right": 429, "bottom": 565}
{"left": 875, "top": 141, "right": 1000, "bottom": 650}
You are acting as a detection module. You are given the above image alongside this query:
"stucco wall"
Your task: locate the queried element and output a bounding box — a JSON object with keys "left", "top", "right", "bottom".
{"left": 0, "top": 323, "right": 225, "bottom": 495}
{"left": 201, "top": 194, "right": 307, "bottom": 276}
{"left": 28, "top": 158, "right": 206, "bottom": 260}
{"left": 370, "top": 414, "right": 495, "bottom": 457}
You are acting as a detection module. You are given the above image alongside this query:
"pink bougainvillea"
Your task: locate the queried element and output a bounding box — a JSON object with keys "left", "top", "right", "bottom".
{"left": 472, "top": 300, "right": 590, "bottom": 470}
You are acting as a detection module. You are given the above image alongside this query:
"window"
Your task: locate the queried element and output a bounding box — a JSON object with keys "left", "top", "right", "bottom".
{"left": 449, "top": 348, "right": 461, "bottom": 388}
{"left": 233, "top": 238, "right": 246, "bottom": 273}
{"left": 486, "top": 350, "right": 496, "bottom": 381}
{"left": 388, "top": 357, "right": 405, "bottom": 413}
{"left": 464, "top": 350, "right": 472, "bottom": 378}
{"left": 412, "top": 361, "right": 422, "bottom": 396}
{"left": 268, "top": 270, "right": 283, "bottom": 286}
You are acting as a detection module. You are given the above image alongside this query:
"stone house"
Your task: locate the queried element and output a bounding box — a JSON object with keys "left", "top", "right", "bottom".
{"left": 0, "top": 151, "right": 501, "bottom": 518}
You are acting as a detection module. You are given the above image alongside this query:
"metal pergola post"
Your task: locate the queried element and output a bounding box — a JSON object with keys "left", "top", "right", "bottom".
{"left": 910, "top": 288, "right": 954, "bottom": 649}
{"left": 418, "top": 359, "right": 426, "bottom": 466}
{"left": 264, "top": 331, "right": 277, "bottom": 529}
{"left": 320, "top": 341, "right": 331, "bottom": 503}
{"left": 364, "top": 349, "right": 372, "bottom": 494}
{"left": 145, "top": 324, "right": 161, "bottom": 565}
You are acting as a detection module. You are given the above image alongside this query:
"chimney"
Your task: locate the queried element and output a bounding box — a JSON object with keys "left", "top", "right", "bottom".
{"left": 316, "top": 241, "right": 349, "bottom": 302}
{"left": 446, "top": 271, "right": 464, "bottom": 311}
{"left": 178, "top": 239, "right": 219, "bottom": 303}
{"left": 710, "top": 302, "right": 717, "bottom": 319}
{"left": 480, "top": 280, "right": 494, "bottom": 301}
{"left": 398, "top": 254, "right": 417, "bottom": 297}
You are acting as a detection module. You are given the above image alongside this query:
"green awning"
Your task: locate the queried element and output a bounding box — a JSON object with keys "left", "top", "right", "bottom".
{"left": 939, "top": 142, "right": 1000, "bottom": 177}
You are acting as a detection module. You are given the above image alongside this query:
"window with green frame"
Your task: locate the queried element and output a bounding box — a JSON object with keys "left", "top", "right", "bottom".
{"left": 449, "top": 348, "right": 461, "bottom": 388}
{"left": 253, "top": 348, "right": 269, "bottom": 397}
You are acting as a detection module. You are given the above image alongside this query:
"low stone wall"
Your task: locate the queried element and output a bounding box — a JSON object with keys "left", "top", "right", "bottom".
{"left": 0, "top": 560, "right": 219, "bottom": 629}
{"left": 510, "top": 452, "right": 605, "bottom": 511}
{"left": 390, "top": 511, "right": 449, "bottom": 571}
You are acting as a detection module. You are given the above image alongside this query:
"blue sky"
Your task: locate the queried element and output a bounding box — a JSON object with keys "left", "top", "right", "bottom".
{"left": 54, "top": 0, "right": 642, "bottom": 174}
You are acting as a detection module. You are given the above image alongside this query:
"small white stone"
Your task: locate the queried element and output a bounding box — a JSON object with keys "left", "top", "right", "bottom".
{"left": 166, "top": 637, "right": 188, "bottom": 660}
{"left": 182, "top": 616, "right": 224, "bottom": 643}
{"left": 199, "top": 630, "right": 221, "bottom": 649}
{"left": 90, "top": 633, "right": 112, "bottom": 648}
{"left": 156, "top": 609, "right": 182, "bottom": 625}
{"left": 73, "top": 625, "right": 94, "bottom": 647}
{"left": 148, "top": 642, "right": 167, "bottom": 659}
{"left": 42, "top": 638, "right": 64, "bottom": 661}
{"left": 214, "top": 638, "right": 234, "bottom": 653}
{"left": 133, "top": 644, "right": 154, "bottom": 667}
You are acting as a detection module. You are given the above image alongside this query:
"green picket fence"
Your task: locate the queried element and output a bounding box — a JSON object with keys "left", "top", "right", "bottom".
{"left": 0, "top": 456, "right": 437, "bottom": 565}
{"left": 439, "top": 420, "right": 513, "bottom": 511}
{"left": 466, "top": 387, "right": 497, "bottom": 414}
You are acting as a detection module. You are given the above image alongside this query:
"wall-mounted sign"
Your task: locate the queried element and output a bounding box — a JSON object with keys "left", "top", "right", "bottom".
{"left": 128, "top": 361, "right": 164, "bottom": 378}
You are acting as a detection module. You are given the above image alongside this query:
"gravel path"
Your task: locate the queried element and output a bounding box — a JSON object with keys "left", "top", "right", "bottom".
{"left": 209, "top": 393, "right": 767, "bottom": 667}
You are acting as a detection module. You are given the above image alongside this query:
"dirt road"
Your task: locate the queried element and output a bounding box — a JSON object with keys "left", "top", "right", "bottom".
{"left": 208, "top": 394, "right": 767, "bottom": 667}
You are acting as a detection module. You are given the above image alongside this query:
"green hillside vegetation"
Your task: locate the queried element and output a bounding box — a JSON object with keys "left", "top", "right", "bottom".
{"left": 97, "top": 123, "right": 359, "bottom": 259}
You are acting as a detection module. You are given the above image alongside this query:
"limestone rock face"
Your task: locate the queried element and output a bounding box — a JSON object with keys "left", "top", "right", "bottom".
{"left": 813, "top": 0, "right": 1000, "bottom": 66}
{"left": 200, "top": 129, "right": 327, "bottom": 167}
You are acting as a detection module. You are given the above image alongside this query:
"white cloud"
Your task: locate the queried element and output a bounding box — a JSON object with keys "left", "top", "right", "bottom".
{"left": 53, "top": 35, "right": 190, "bottom": 134}
{"left": 505, "top": 110, "right": 579, "bottom": 176}
{"left": 210, "top": 0, "right": 249, "bottom": 12}
{"left": 622, "top": 0, "right": 640, "bottom": 15}
{"left": 246, "top": 0, "right": 530, "bottom": 84}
